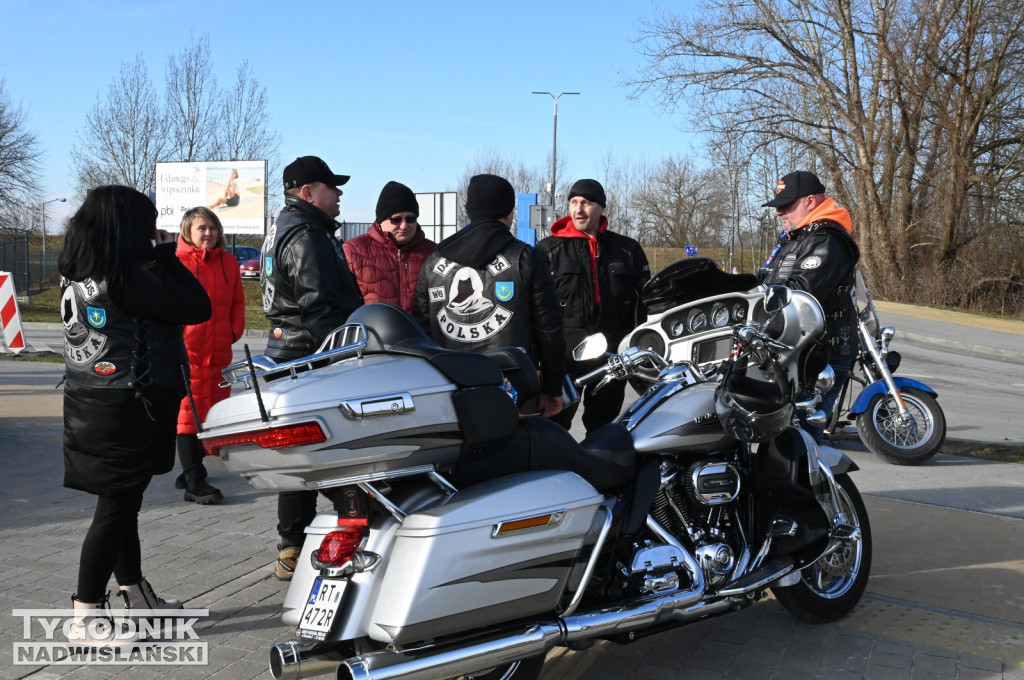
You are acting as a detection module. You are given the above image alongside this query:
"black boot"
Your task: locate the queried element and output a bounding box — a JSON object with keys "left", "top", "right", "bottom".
{"left": 184, "top": 475, "right": 223, "bottom": 504}
{"left": 177, "top": 434, "right": 221, "bottom": 504}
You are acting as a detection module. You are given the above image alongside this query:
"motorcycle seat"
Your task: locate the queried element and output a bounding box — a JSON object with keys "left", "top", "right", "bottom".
{"left": 453, "top": 417, "right": 636, "bottom": 493}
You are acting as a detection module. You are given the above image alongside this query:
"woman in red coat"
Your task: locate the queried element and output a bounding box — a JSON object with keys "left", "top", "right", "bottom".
{"left": 343, "top": 181, "right": 435, "bottom": 314}
{"left": 174, "top": 207, "right": 246, "bottom": 504}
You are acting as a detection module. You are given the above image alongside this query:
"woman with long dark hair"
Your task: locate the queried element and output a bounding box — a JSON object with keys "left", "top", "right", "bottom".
{"left": 59, "top": 186, "right": 211, "bottom": 646}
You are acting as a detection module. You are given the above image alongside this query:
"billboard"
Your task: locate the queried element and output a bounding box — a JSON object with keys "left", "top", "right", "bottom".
{"left": 155, "top": 161, "right": 267, "bottom": 235}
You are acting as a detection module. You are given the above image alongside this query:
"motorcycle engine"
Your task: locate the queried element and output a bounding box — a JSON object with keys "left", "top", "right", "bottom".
{"left": 649, "top": 458, "right": 742, "bottom": 587}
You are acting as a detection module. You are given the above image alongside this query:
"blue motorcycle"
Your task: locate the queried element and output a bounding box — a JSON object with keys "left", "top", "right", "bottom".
{"left": 826, "top": 272, "right": 946, "bottom": 465}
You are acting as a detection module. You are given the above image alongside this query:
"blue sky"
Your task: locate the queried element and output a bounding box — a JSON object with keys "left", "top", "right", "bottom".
{"left": 0, "top": 0, "right": 697, "bottom": 225}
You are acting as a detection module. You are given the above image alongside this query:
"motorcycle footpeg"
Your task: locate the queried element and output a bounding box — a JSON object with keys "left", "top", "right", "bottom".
{"left": 716, "top": 556, "right": 794, "bottom": 597}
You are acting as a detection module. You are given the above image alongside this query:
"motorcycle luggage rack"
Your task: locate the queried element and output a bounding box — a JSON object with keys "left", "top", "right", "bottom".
{"left": 220, "top": 323, "right": 369, "bottom": 389}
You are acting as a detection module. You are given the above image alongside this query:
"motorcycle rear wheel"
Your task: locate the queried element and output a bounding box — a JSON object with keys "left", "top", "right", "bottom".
{"left": 857, "top": 387, "right": 946, "bottom": 465}
{"left": 771, "top": 473, "right": 871, "bottom": 623}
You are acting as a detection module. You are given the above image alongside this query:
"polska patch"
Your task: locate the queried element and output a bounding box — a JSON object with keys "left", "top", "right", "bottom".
{"left": 495, "top": 282, "right": 514, "bottom": 302}
{"left": 800, "top": 256, "right": 822, "bottom": 269}
{"left": 436, "top": 307, "right": 513, "bottom": 343}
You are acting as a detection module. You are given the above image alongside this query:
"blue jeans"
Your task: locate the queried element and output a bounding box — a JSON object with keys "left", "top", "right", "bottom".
{"left": 802, "top": 360, "right": 852, "bottom": 445}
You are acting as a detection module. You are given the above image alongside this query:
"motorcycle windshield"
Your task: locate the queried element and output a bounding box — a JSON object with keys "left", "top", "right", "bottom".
{"left": 643, "top": 258, "right": 760, "bottom": 314}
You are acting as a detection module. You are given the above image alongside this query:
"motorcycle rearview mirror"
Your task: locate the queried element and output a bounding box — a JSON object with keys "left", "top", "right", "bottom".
{"left": 763, "top": 285, "right": 791, "bottom": 315}
{"left": 572, "top": 334, "right": 609, "bottom": 362}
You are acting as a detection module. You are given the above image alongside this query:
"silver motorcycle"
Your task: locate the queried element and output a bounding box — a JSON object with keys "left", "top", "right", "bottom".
{"left": 200, "top": 286, "right": 871, "bottom": 680}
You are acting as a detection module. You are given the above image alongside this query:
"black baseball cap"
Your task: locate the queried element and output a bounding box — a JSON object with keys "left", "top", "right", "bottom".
{"left": 762, "top": 171, "right": 825, "bottom": 208}
{"left": 283, "top": 156, "right": 350, "bottom": 191}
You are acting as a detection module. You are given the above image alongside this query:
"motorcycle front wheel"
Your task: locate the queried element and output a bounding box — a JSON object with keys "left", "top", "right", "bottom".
{"left": 857, "top": 387, "right": 946, "bottom": 465}
{"left": 771, "top": 473, "right": 872, "bottom": 623}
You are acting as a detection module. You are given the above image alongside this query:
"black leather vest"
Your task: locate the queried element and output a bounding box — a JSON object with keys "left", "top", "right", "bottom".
{"left": 61, "top": 277, "right": 183, "bottom": 394}
{"left": 420, "top": 241, "right": 533, "bottom": 353}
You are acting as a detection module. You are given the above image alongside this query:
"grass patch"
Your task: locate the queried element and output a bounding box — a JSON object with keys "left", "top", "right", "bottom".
{"left": 16, "top": 283, "right": 271, "bottom": 331}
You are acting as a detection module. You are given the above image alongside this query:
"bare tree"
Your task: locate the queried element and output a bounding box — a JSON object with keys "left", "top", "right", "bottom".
{"left": 0, "top": 80, "right": 41, "bottom": 219}
{"left": 217, "top": 60, "right": 282, "bottom": 219}
{"left": 71, "top": 55, "right": 168, "bottom": 196}
{"left": 165, "top": 35, "right": 219, "bottom": 163}
{"left": 629, "top": 0, "right": 1024, "bottom": 309}
{"left": 631, "top": 155, "right": 729, "bottom": 249}
{"left": 453, "top": 150, "right": 546, "bottom": 229}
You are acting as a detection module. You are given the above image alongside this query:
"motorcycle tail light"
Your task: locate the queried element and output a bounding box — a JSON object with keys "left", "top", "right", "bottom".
{"left": 200, "top": 421, "right": 326, "bottom": 456}
{"left": 314, "top": 525, "right": 368, "bottom": 569}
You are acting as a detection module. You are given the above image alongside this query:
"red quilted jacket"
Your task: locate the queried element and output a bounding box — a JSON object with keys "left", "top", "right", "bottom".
{"left": 342, "top": 224, "right": 436, "bottom": 314}
{"left": 175, "top": 237, "right": 246, "bottom": 434}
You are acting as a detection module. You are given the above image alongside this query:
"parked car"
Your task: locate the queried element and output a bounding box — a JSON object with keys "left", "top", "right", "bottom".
{"left": 239, "top": 258, "right": 261, "bottom": 280}
{"left": 227, "top": 245, "right": 261, "bottom": 280}
{"left": 227, "top": 245, "right": 261, "bottom": 263}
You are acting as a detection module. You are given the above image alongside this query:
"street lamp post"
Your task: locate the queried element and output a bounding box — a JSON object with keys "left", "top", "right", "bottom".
{"left": 41, "top": 197, "right": 67, "bottom": 285}
{"left": 532, "top": 91, "right": 579, "bottom": 208}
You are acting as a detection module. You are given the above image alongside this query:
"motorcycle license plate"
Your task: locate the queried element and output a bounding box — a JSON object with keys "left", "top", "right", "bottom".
{"left": 298, "top": 578, "right": 345, "bottom": 640}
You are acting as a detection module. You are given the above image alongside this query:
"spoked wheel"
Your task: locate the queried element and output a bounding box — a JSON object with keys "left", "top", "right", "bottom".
{"left": 857, "top": 387, "right": 946, "bottom": 465}
{"left": 450, "top": 655, "right": 545, "bottom": 680}
{"left": 772, "top": 473, "right": 872, "bottom": 623}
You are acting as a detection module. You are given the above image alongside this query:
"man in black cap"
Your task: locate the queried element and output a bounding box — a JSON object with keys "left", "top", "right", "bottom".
{"left": 539, "top": 178, "right": 650, "bottom": 434}
{"left": 343, "top": 181, "right": 436, "bottom": 314}
{"left": 415, "top": 173, "right": 566, "bottom": 417}
{"left": 261, "top": 155, "right": 364, "bottom": 579}
{"left": 759, "top": 170, "right": 860, "bottom": 443}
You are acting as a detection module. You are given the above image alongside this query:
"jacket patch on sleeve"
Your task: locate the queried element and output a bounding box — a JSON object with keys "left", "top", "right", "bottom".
{"left": 264, "top": 256, "right": 274, "bottom": 277}
{"left": 800, "top": 255, "right": 822, "bottom": 269}
{"left": 495, "top": 282, "right": 514, "bottom": 302}
{"left": 429, "top": 286, "right": 446, "bottom": 302}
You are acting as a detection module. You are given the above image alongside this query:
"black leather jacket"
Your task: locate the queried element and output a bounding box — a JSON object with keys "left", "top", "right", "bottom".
{"left": 538, "top": 217, "right": 650, "bottom": 353}
{"left": 758, "top": 219, "right": 860, "bottom": 362}
{"left": 415, "top": 219, "right": 566, "bottom": 396}
{"left": 261, "top": 197, "right": 364, "bottom": 361}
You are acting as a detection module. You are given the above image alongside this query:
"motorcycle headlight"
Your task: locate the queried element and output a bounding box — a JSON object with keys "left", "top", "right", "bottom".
{"left": 815, "top": 364, "right": 836, "bottom": 395}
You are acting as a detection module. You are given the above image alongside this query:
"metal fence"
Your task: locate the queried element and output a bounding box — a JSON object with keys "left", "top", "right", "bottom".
{"left": 0, "top": 235, "right": 55, "bottom": 296}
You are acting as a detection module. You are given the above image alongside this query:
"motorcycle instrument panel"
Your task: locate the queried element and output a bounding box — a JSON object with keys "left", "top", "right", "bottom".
{"left": 662, "top": 297, "right": 750, "bottom": 340}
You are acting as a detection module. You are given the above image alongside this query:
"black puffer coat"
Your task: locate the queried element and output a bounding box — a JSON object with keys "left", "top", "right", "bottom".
{"left": 62, "top": 243, "right": 211, "bottom": 496}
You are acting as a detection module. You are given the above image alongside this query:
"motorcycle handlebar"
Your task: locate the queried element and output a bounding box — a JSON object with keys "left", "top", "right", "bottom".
{"left": 573, "top": 347, "right": 670, "bottom": 390}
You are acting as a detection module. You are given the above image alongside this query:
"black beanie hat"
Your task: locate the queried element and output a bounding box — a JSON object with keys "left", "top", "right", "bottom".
{"left": 465, "top": 174, "right": 515, "bottom": 222}
{"left": 567, "top": 179, "right": 606, "bottom": 208}
{"left": 375, "top": 181, "right": 419, "bottom": 224}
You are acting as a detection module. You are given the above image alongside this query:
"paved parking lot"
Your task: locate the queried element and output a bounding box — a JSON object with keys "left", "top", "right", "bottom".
{"left": 2, "top": 319, "right": 1023, "bottom": 679}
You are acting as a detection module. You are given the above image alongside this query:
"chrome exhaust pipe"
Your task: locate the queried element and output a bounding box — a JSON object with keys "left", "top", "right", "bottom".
{"left": 271, "top": 640, "right": 347, "bottom": 680}
{"left": 336, "top": 578, "right": 725, "bottom": 680}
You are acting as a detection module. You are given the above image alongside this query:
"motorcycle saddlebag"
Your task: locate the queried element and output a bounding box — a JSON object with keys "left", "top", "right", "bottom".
{"left": 367, "top": 470, "right": 603, "bottom": 645}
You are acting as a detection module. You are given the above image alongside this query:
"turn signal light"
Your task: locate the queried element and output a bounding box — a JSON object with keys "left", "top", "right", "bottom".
{"left": 200, "top": 421, "right": 327, "bottom": 456}
{"left": 314, "top": 526, "right": 368, "bottom": 569}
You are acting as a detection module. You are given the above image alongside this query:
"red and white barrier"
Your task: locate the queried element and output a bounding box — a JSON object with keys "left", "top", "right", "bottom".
{"left": 0, "top": 271, "right": 27, "bottom": 353}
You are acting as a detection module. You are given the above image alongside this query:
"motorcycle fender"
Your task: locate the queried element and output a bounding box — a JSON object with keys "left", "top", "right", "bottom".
{"left": 817, "top": 443, "right": 859, "bottom": 474}
{"left": 849, "top": 377, "right": 937, "bottom": 415}
{"left": 367, "top": 470, "right": 603, "bottom": 645}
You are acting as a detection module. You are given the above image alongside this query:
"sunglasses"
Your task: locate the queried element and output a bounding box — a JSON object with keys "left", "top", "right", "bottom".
{"left": 388, "top": 215, "right": 417, "bottom": 225}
